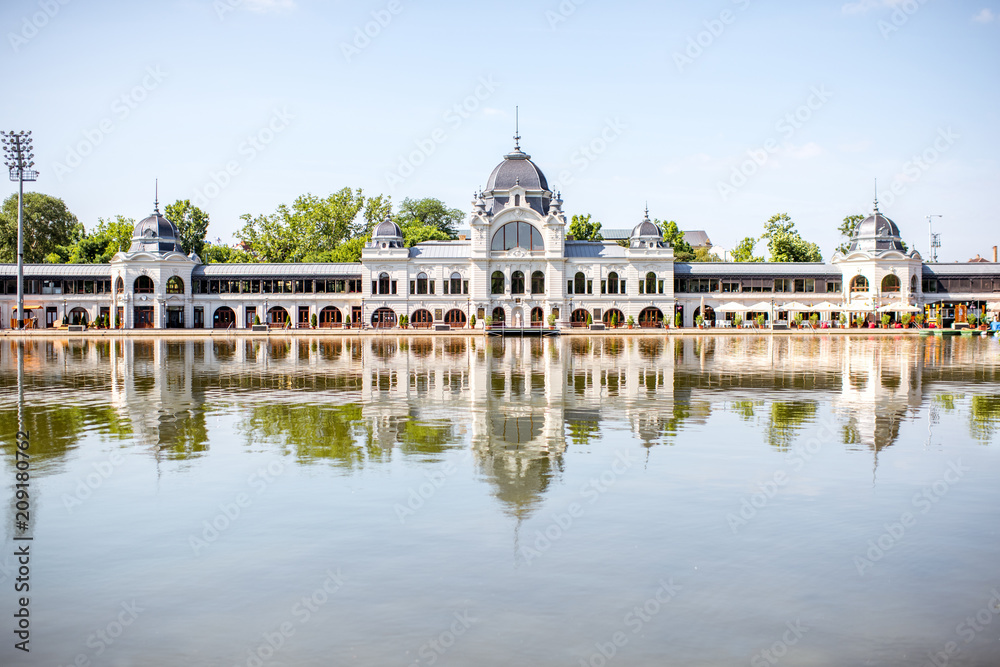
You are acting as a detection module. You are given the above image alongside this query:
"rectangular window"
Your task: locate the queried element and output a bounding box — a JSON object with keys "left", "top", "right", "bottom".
{"left": 349, "top": 279, "right": 362, "bottom": 293}
{"left": 722, "top": 281, "right": 740, "bottom": 293}
{"left": 794, "top": 278, "right": 815, "bottom": 293}
{"left": 658, "top": 280, "right": 664, "bottom": 294}
{"left": 428, "top": 280, "right": 433, "bottom": 295}
{"left": 567, "top": 280, "right": 573, "bottom": 294}
{"left": 372, "top": 280, "right": 377, "bottom": 294}
{"left": 639, "top": 281, "right": 645, "bottom": 295}
{"left": 621, "top": 280, "right": 626, "bottom": 293}
{"left": 443, "top": 280, "right": 449, "bottom": 295}
{"left": 463, "top": 281, "right": 469, "bottom": 294}
{"left": 392, "top": 280, "right": 398, "bottom": 295}
{"left": 775, "top": 279, "right": 791, "bottom": 293}
{"left": 587, "top": 280, "right": 593, "bottom": 295}
{"left": 410, "top": 281, "right": 416, "bottom": 295}
{"left": 600, "top": 280, "right": 607, "bottom": 295}
{"left": 826, "top": 281, "right": 842, "bottom": 293}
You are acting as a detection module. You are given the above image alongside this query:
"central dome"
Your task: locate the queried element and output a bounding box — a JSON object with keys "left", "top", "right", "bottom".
{"left": 848, "top": 210, "right": 906, "bottom": 254}
{"left": 128, "top": 207, "right": 184, "bottom": 254}
{"left": 485, "top": 147, "right": 549, "bottom": 192}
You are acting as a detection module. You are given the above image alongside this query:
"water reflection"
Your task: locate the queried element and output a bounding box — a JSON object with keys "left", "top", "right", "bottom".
{"left": 2, "top": 335, "right": 999, "bottom": 491}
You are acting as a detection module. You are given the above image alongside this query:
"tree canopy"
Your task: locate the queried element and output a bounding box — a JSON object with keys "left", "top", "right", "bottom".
{"left": 165, "top": 200, "right": 210, "bottom": 257}
{"left": 761, "top": 213, "right": 822, "bottom": 263}
{"left": 0, "top": 192, "right": 81, "bottom": 263}
{"left": 731, "top": 236, "right": 764, "bottom": 262}
{"left": 659, "top": 220, "right": 695, "bottom": 261}
{"left": 568, "top": 213, "right": 602, "bottom": 241}
{"left": 394, "top": 197, "right": 463, "bottom": 238}
{"left": 837, "top": 214, "right": 864, "bottom": 254}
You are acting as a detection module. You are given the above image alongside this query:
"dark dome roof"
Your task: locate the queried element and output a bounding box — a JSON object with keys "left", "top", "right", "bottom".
{"left": 848, "top": 211, "right": 906, "bottom": 253}
{"left": 373, "top": 218, "right": 402, "bottom": 238}
{"left": 128, "top": 209, "right": 183, "bottom": 254}
{"left": 631, "top": 219, "right": 661, "bottom": 238}
{"left": 486, "top": 148, "right": 549, "bottom": 192}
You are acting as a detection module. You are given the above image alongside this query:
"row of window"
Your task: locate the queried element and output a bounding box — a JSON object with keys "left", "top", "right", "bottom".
{"left": 407, "top": 273, "right": 470, "bottom": 296}
{"left": 2, "top": 279, "right": 114, "bottom": 295}
{"left": 676, "top": 278, "right": 842, "bottom": 294}
{"left": 194, "top": 278, "right": 364, "bottom": 295}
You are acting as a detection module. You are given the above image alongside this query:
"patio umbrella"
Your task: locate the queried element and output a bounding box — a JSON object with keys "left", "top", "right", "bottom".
{"left": 779, "top": 301, "right": 810, "bottom": 311}
{"left": 878, "top": 303, "right": 921, "bottom": 312}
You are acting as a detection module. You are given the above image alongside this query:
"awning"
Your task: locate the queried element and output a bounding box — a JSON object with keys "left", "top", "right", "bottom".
{"left": 716, "top": 301, "right": 746, "bottom": 311}
{"left": 812, "top": 301, "right": 845, "bottom": 311}
{"left": 777, "top": 301, "right": 810, "bottom": 311}
{"left": 878, "top": 303, "right": 922, "bottom": 312}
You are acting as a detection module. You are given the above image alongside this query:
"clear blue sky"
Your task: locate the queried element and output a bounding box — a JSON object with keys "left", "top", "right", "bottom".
{"left": 2, "top": 0, "right": 997, "bottom": 261}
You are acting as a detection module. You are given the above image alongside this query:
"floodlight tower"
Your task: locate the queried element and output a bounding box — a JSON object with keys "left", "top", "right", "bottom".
{"left": 926, "top": 214, "right": 942, "bottom": 263}
{"left": 1, "top": 131, "right": 39, "bottom": 329}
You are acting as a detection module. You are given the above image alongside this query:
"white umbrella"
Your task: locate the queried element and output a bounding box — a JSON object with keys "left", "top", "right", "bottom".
{"left": 878, "top": 303, "right": 921, "bottom": 312}
{"left": 717, "top": 301, "right": 746, "bottom": 311}
{"left": 778, "top": 301, "right": 810, "bottom": 311}
{"left": 812, "top": 301, "right": 844, "bottom": 311}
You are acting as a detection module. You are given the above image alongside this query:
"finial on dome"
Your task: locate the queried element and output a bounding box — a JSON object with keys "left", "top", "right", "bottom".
{"left": 154, "top": 178, "right": 160, "bottom": 213}
{"left": 645, "top": 202, "right": 650, "bottom": 220}
{"left": 873, "top": 178, "right": 880, "bottom": 213}
{"left": 513, "top": 106, "right": 521, "bottom": 151}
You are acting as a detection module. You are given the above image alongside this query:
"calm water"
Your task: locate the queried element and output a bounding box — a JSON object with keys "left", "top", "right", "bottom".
{"left": 2, "top": 335, "right": 1000, "bottom": 667}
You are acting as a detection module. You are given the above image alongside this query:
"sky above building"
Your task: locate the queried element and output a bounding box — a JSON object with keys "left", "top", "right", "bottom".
{"left": 2, "top": 0, "right": 997, "bottom": 261}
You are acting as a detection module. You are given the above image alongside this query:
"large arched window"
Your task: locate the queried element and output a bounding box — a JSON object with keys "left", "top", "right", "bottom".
{"left": 134, "top": 276, "right": 154, "bottom": 293}
{"left": 490, "top": 222, "right": 544, "bottom": 252}
{"left": 910, "top": 275, "right": 918, "bottom": 293}
{"left": 511, "top": 271, "right": 525, "bottom": 295}
{"left": 881, "top": 274, "right": 901, "bottom": 293}
{"left": 115, "top": 277, "right": 124, "bottom": 294}
{"left": 416, "top": 272, "right": 428, "bottom": 295}
{"left": 378, "top": 272, "right": 390, "bottom": 295}
{"left": 166, "top": 276, "right": 184, "bottom": 294}
{"left": 491, "top": 271, "right": 505, "bottom": 294}
{"left": 850, "top": 275, "right": 869, "bottom": 292}
{"left": 607, "top": 272, "right": 619, "bottom": 295}
{"left": 574, "top": 272, "right": 586, "bottom": 295}
{"left": 450, "top": 272, "right": 462, "bottom": 295}
{"left": 531, "top": 271, "right": 544, "bottom": 294}
{"left": 645, "top": 272, "right": 657, "bottom": 295}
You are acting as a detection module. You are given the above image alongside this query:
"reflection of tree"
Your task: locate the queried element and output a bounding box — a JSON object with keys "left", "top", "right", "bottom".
{"left": 240, "top": 403, "right": 386, "bottom": 469}
{"left": 731, "top": 400, "right": 764, "bottom": 420}
{"left": 969, "top": 395, "right": 1000, "bottom": 443}
{"left": 154, "top": 405, "right": 210, "bottom": 460}
{"left": 766, "top": 401, "right": 818, "bottom": 451}
{"left": 0, "top": 405, "right": 132, "bottom": 474}
{"left": 395, "top": 417, "right": 459, "bottom": 458}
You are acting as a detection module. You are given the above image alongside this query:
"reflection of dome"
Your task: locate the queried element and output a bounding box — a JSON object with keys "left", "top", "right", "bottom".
{"left": 128, "top": 206, "right": 184, "bottom": 254}
{"left": 847, "top": 209, "right": 906, "bottom": 254}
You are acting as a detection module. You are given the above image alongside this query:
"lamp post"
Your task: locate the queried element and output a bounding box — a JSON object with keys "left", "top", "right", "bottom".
{"left": 1, "top": 131, "right": 38, "bottom": 330}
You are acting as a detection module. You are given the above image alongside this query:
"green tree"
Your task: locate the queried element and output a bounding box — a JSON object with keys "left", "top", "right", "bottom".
{"left": 731, "top": 236, "right": 764, "bottom": 262}
{"left": 0, "top": 192, "right": 82, "bottom": 263}
{"left": 394, "top": 197, "right": 462, "bottom": 238}
{"left": 659, "top": 220, "right": 695, "bottom": 260}
{"left": 691, "top": 247, "right": 721, "bottom": 262}
{"left": 165, "top": 200, "right": 210, "bottom": 257}
{"left": 202, "top": 243, "right": 252, "bottom": 264}
{"left": 761, "top": 213, "right": 822, "bottom": 263}
{"left": 837, "top": 214, "right": 865, "bottom": 254}
{"left": 568, "top": 213, "right": 602, "bottom": 241}
{"left": 403, "top": 224, "right": 451, "bottom": 247}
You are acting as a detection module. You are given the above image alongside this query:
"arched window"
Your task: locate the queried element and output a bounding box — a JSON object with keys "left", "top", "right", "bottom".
{"left": 645, "top": 272, "right": 656, "bottom": 295}
{"left": 450, "top": 272, "right": 462, "bottom": 295}
{"left": 378, "top": 272, "right": 390, "bottom": 295}
{"left": 511, "top": 271, "right": 525, "bottom": 295}
{"left": 115, "top": 277, "right": 124, "bottom": 294}
{"left": 166, "top": 276, "right": 184, "bottom": 294}
{"left": 531, "top": 271, "right": 544, "bottom": 294}
{"left": 416, "top": 272, "right": 428, "bottom": 295}
{"left": 491, "top": 271, "right": 505, "bottom": 294}
{"left": 530, "top": 307, "right": 544, "bottom": 326}
{"left": 881, "top": 274, "right": 901, "bottom": 293}
{"left": 490, "top": 222, "right": 544, "bottom": 252}
{"left": 910, "top": 275, "right": 918, "bottom": 293}
{"left": 134, "top": 276, "right": 154, "bottom": 293}
{"left": 607, "top": 272, "right": 619, "bottom": 295}
{"left": 851, "top": 275, "right": 869, "bottom": 292}
{"left": 491, "top": 307, "right": 505, "bottom": 324}
{"left": 574, "top": 272, "right": 586, "bottom": 295}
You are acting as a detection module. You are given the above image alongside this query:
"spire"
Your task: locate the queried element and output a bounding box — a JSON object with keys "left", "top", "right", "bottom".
{"left": 873, "top": 178, "right": 879, "bottom": 213}
{"left": 513, "top": 106, "right": 520, "bottom": 151}
{"left": 644, "top": 202, "right": 650, "bottom": 221}
{"left": 154, "top": 178, "right": 160, "bottom": 213}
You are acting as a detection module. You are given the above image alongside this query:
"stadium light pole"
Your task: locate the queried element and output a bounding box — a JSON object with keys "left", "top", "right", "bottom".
{"left": 2, "top": 131, "right": 39, "bottom": 330}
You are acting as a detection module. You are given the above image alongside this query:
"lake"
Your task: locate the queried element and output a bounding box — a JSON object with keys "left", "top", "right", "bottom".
{"left": 2, "top": 335, "right": 999, "bottom": 666}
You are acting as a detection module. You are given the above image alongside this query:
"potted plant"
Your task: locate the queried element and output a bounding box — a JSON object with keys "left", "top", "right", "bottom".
{"left": 855, "top": 315, "right": 866, "bottom": 328}
{"left": 695, "top": 314, "right": 704, "bottom": 329}
{"left": 881, "top": 314, "right": 891, "bottom": 329}
{"left": 839, "top": 313, "right": 847, "bottom": 328}
{"left": 674, "top": 312, "right": 682, "bottom": 328}
{"left": 733, "top": 315, "right": 742, "bottom": 329}
{"left": 967, "top": 313, "right": 978, "bottom": 329}
{"left": 310, "top": 313, "right": 317, "bottom": 329}
{"left": 809, "top": 314, "right": 818, "bottom": 328}
{"left": 484, "top": 316, "right": 493, "bottom": 331}
{"left": 914, "top": 313, "right": 924, "bottom": 328}
{"left": 793, "top": 313, "right": 804, "bottom": 329}
{"left": 469, "top": 314, "right": 477, "bottom": 329}
{"left": 901, "top": 313, "right": 912, "bottom": 328}
{"left": 626, "top": 315, "right": 635, "bottom": 329}
{"left": 754, "top": 314, "right": 764, "bottom": 328}
{"left": 547, "top": 312, "right": 557, "bottom": 329}
{"left": 586, "top": 311, "right": 593, "bottom": 326}
{"left": 254, "top": 314, "right": 261, "bottom": 326}
{"left": 399, "top": 314, "right": 409, "bottom": 329}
